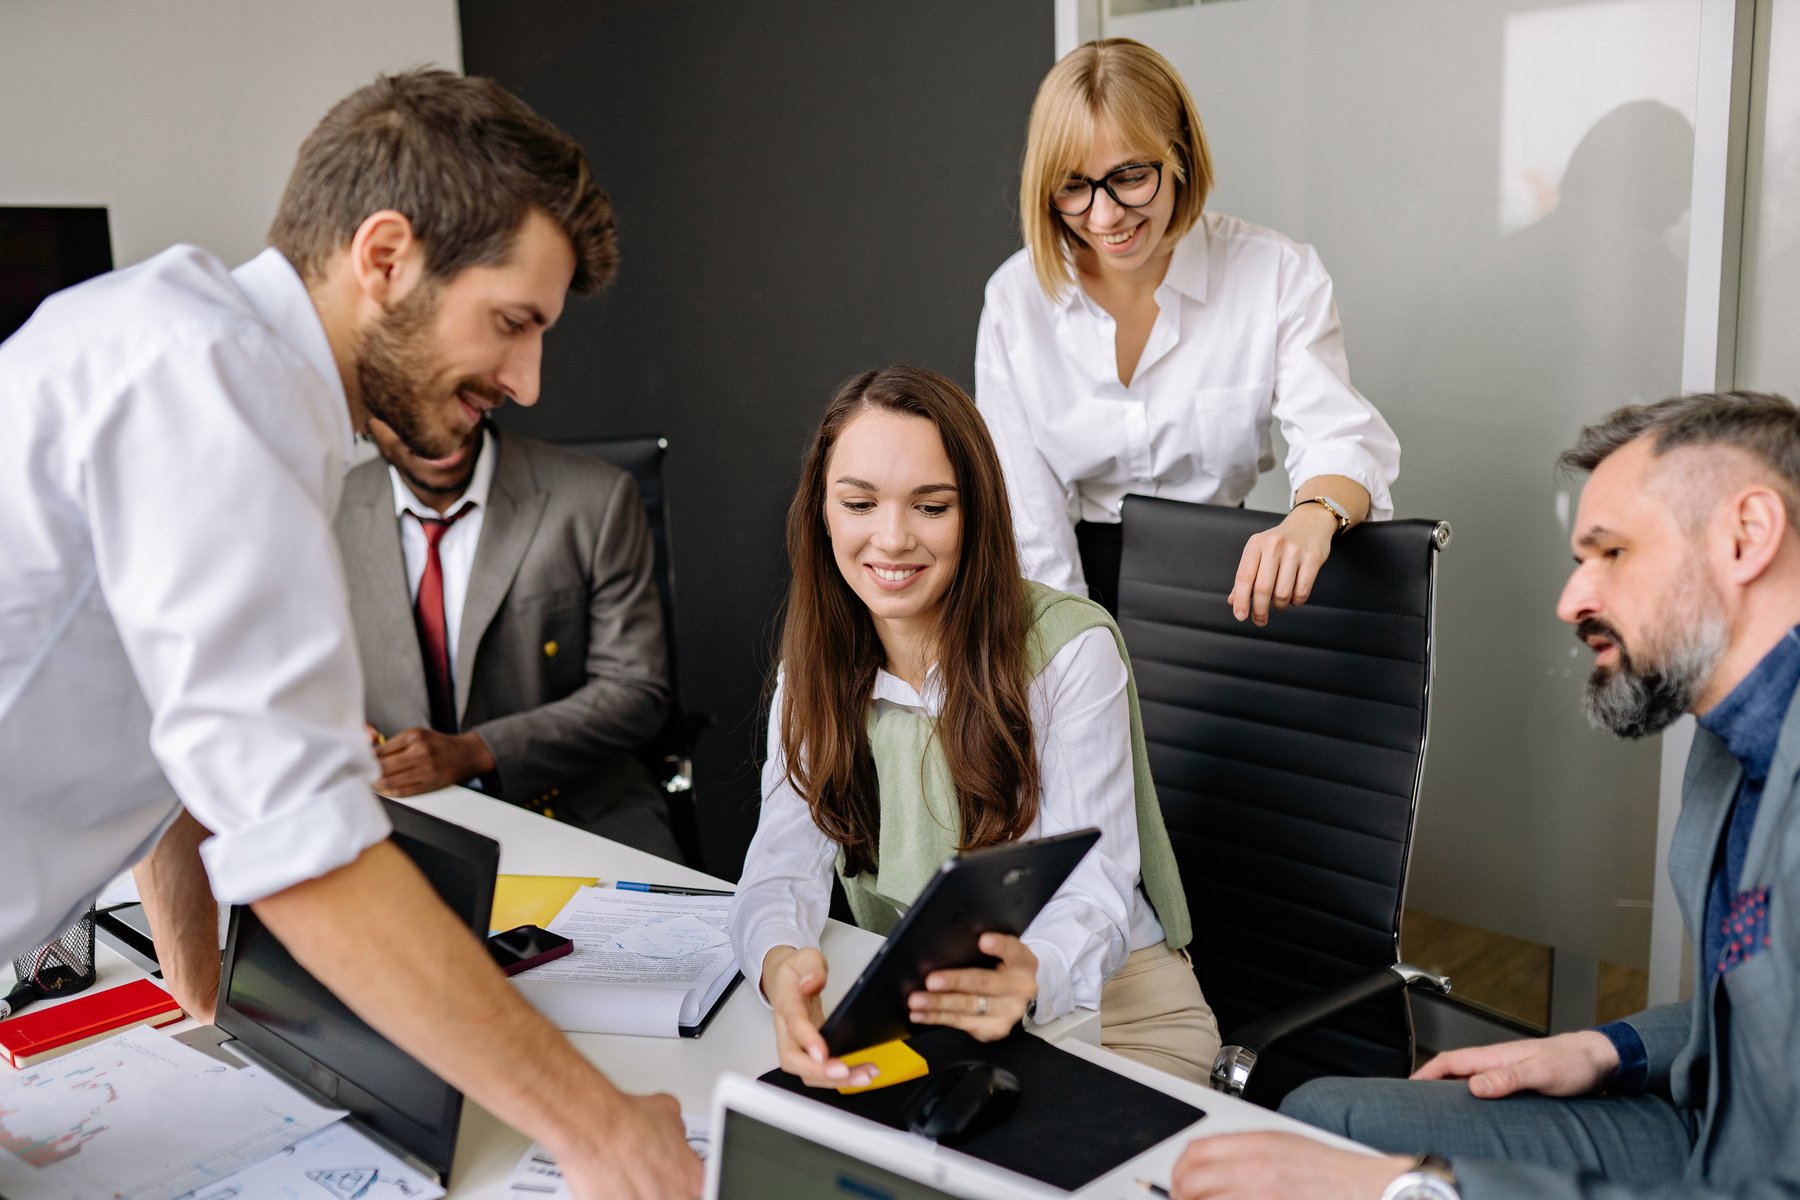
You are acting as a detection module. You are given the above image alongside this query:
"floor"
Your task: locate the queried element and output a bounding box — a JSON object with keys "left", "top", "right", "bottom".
{"left": 1401, "top": 908, "right": 1649, "bottom": 1030}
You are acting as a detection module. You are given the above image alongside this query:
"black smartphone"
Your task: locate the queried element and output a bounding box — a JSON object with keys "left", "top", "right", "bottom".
{"left": 486, "top": 924, "right": 574, "bottom": 976}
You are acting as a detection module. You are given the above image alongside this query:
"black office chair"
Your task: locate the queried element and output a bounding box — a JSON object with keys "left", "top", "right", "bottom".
{"left": 560, "top": 435, "right": 712, "bottom": 869}
{"left": 1116, "top": 497, "right": 1453, "bottom": 1108}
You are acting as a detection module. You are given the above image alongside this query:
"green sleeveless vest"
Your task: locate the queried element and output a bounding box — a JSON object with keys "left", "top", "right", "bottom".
{"left": 837, "top": 580, "right": 1192, "bottom": 951}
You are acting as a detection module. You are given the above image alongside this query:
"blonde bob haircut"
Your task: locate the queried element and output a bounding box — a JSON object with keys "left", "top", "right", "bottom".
{"left": 1019, "top": 38, "right": 1213, "bottom": 300}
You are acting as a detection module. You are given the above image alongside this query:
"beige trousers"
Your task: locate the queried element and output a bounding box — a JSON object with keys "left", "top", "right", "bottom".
{"left": 1098, "top": 942, "right": 1221, "bottom": 1085}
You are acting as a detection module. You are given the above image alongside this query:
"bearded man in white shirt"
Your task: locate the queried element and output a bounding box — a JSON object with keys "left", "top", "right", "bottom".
{"left": 0, "top": 70, "right": 699, "bottom": 1200}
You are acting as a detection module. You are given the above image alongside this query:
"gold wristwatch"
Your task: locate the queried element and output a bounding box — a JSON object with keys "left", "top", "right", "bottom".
{"left": 1292, "top": 494, "right": 1351, "bottom": 534}
{"left": 1379, "top": 1153, "right": 1459, "bottom": 1200}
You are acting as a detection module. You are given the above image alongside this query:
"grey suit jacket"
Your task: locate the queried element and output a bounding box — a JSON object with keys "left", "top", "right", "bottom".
{"left": 1460, "top": 685, "right": 1800, "bottom": 1197}
{"left": 333, "top": 431, "right": 670, "bottom": 822}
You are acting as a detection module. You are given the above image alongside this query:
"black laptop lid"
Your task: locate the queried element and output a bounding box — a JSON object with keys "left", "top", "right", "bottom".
{"left": 215, "top": 799, "right": 498, "bottom": 1181}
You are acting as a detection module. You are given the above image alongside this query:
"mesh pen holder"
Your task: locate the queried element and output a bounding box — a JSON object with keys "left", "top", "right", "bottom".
{"left": 2, "top": 905, "right": 98, "bottom": 1019}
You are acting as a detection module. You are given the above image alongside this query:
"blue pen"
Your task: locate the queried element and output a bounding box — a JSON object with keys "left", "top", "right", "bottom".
{"left": 614, "top": 881, "right": 735, "bottom": 897}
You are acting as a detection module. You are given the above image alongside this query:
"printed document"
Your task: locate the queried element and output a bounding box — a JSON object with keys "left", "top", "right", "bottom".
{"left": 181, "top": 1120, "right": 444, "bottom": 1200}
{"left": 0, "top": 1028, "right": 343, "bottom": 1200}
{"left": 510, "top": 888, "right": 739, "bottom": 1037}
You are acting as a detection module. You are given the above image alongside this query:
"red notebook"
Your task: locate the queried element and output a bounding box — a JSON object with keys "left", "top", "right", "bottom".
{"left": 0, "top": 978, "right": 184, "bottom": 1068}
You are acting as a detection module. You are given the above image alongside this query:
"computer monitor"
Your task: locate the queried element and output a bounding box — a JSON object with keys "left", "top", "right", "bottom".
{"left": 705, "top": 1074, "right": 1058, "bottom": 1200}
{"left": 214, "top": 799, "right": 499, "bottom": 1182}
{"left": 0, "top": 206, "right": 113, "bottom": 342}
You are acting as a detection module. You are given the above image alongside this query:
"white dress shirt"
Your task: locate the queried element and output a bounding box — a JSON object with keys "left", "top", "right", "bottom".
{"left": 976, "top": 211, "right": 1402, "bottom": 596}
{"left": 729, "top": 627, "right": 1167, "bottom": 1024}
{"left": 0, "top": 245, "right": 390, "bottom": 959}
{"left": 389, "top": 425, "right": 498, "bottom": 685}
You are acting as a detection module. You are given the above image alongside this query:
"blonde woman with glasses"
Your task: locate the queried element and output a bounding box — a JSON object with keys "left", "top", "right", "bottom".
{"left": 977, "top": 38, "right": 1400, "bottom": 620}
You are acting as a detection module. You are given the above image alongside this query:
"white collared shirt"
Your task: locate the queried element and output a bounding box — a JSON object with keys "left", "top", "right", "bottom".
{"left": 389, "top": 425, "right": 498, "bottom": 684}
{"left": 729, "top": 627, "right": 1167, "bottom": 1024}
{"left": 976, "top": 211, "right": 1401, "bottom": 596}
{"left": 0, "top": 245, "right": 391, "bottom": 959}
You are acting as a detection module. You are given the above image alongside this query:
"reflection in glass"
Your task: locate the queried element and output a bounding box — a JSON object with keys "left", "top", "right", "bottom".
{"left": 1101, "top": 0, "right": 1701, "bottom": 1027}
{"left": 1738, "top": 1, "right": 1800, "bottom": 398}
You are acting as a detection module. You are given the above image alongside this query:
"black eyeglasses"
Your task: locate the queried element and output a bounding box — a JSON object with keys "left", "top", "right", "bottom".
{"left": 1051, "top": 162, "right": 1164, "bottom": 216}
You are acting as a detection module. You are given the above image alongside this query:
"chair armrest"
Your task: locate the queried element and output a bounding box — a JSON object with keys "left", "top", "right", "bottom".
{"left": 655, "top": 711, "right": 715, "bottom": 794}
{"left": 1210, "top": 963, "right": 1451, "bottom": 1096}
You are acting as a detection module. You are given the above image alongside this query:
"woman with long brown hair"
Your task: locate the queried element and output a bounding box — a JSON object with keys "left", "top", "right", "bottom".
{"left": 728, "top": 365, "right": 1219, "bottom": 1086}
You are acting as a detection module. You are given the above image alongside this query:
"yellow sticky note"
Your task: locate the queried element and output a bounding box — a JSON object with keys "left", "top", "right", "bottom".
{"left": 491, "top": 874, "right": 598, "bottom": 933}
{"left": 836, "top": 1038, "right": 929, "bottom": 1094}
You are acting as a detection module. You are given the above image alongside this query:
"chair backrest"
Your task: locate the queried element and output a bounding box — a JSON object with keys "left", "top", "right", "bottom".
{"left": 1117, "top": 497, "right": 1446, "bottom": 1103}
{"left": 558, "top": 435, "right": 707, "bottom": 867}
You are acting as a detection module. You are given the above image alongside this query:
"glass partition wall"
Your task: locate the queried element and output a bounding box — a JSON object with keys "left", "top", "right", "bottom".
{"left": 1081, "top": 0, "right": 1732, "bottom": 1035}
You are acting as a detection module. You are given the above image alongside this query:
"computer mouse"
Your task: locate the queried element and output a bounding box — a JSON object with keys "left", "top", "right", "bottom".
{"left": 903, "top": 1061, "right": 1023, "bottom": 1146}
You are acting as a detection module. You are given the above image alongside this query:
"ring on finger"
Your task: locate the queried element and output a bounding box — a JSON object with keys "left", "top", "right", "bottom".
{"left": 975, "top": 995, "right": 989, "bottom": 1017}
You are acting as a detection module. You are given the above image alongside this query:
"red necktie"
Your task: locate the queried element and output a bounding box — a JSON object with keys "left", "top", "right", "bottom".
{"left": 412, "top": 503, "right": 474, "bottom": 732}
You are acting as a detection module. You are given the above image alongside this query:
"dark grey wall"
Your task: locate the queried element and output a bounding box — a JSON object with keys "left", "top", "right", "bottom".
{"left": 459, "top": 1, "right": 1055, "bottom": 878}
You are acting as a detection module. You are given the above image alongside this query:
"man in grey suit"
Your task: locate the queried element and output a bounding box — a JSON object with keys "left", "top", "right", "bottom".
{"left": 1166, "top": 391, "right": 1800, "bottom": 1200}
{"left": 335, "top": 415, "right": 683, "bottom": 861}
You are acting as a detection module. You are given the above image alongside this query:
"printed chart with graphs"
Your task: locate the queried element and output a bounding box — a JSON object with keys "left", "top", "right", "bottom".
{"left": 0, "top": 1029, "right": 342, "bottom": 1200}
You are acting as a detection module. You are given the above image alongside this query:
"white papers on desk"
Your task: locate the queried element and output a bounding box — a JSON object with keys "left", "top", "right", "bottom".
{"left": 499, "top": 1113, "right": 711, "bottom": 1198}
{"left": 180, "top": 1121, "right": 444, "bottom": 1200}
{"left": 0, "top": 1028, "right": 344, "bottom": 1200}
{"left": 612, "top": 914, "right": 728, "bottom": 959}
{"left": 509, "top": 888, "right": 739, "bottom": 1037}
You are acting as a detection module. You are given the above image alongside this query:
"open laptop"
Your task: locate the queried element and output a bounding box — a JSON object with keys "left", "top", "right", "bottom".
{"left": 187, "top": 798, "right": 499, "bottom": 1186}
{"left": 705, "top": 1072, "right": 1061, "bottom": 1200}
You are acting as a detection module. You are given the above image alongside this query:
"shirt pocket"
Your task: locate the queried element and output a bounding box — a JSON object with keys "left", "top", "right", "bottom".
{"left": 1183, "top": 382, "right": 1269, "bottom": 488}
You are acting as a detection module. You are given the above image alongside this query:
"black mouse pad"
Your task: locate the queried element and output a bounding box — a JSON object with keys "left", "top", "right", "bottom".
{"left": 758, "top": 1027, "right": 1206, "bottom": 1191}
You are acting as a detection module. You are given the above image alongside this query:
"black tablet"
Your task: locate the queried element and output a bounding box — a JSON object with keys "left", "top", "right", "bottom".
{"left": 818, "top": 827, "right": 1101, "bottom": 1056}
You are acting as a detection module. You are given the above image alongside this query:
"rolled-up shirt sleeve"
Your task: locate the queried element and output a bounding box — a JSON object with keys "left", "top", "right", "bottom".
{"left": 1272, "top": 242, "right": 1400, "bottom": 519}
{"left": 728, "top": 677, "right": 838, "bottom": 1003}
{"left": 84, "top": 329, "right": 388, "bottom": 905}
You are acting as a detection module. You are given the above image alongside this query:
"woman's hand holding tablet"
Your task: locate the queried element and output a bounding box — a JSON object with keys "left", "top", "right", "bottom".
{"left": 907, "top": 932, "right": 1039, "bottom": 1040}
{"left": 762, "top": 945, "right": 878, "bottom": 1089}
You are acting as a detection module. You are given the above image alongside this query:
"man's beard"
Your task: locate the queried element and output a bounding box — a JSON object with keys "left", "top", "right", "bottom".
{"left": 1579, "top": 571, "right": 1727, "bottom": 739}
{"left": 356, "top": 284, "right": 503, "bottom": 461}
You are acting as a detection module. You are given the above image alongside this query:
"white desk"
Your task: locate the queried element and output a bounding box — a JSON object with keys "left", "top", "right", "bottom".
{"left": 398, "top": 788, "right": 1361, "bottom": 1197}
{"left": 13, "top": 787, "right": 1358, "bottom": 1197}
{"left": 401, "top": 788, "right": 1116, "bottom": 1195}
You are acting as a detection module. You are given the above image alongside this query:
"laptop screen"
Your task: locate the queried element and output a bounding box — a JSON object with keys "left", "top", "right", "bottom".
{"left": 214, "top": 799, "right": 498, "bottom": 1181}
{"left": 715, "top": 1109, "right": 966, "bottom": 1200}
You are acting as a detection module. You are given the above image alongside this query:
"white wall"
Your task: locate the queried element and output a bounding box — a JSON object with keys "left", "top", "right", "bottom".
{"left": 0, "top": 0, "right": 462, "bottom": 269}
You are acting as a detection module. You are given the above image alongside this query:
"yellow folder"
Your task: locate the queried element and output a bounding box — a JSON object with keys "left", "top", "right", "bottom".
{"left": 490, "top": 874, "right": 599, "bottom": 933}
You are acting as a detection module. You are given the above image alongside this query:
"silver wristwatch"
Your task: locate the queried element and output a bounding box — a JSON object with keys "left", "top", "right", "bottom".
{"left": 1379, "top": 1154, "right": 1459, "bottom": 1200}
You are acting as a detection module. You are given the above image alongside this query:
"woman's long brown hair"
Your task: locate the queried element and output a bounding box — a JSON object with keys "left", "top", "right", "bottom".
{"left": 777, "top": 367, "right": 1040, "bottom": 877}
